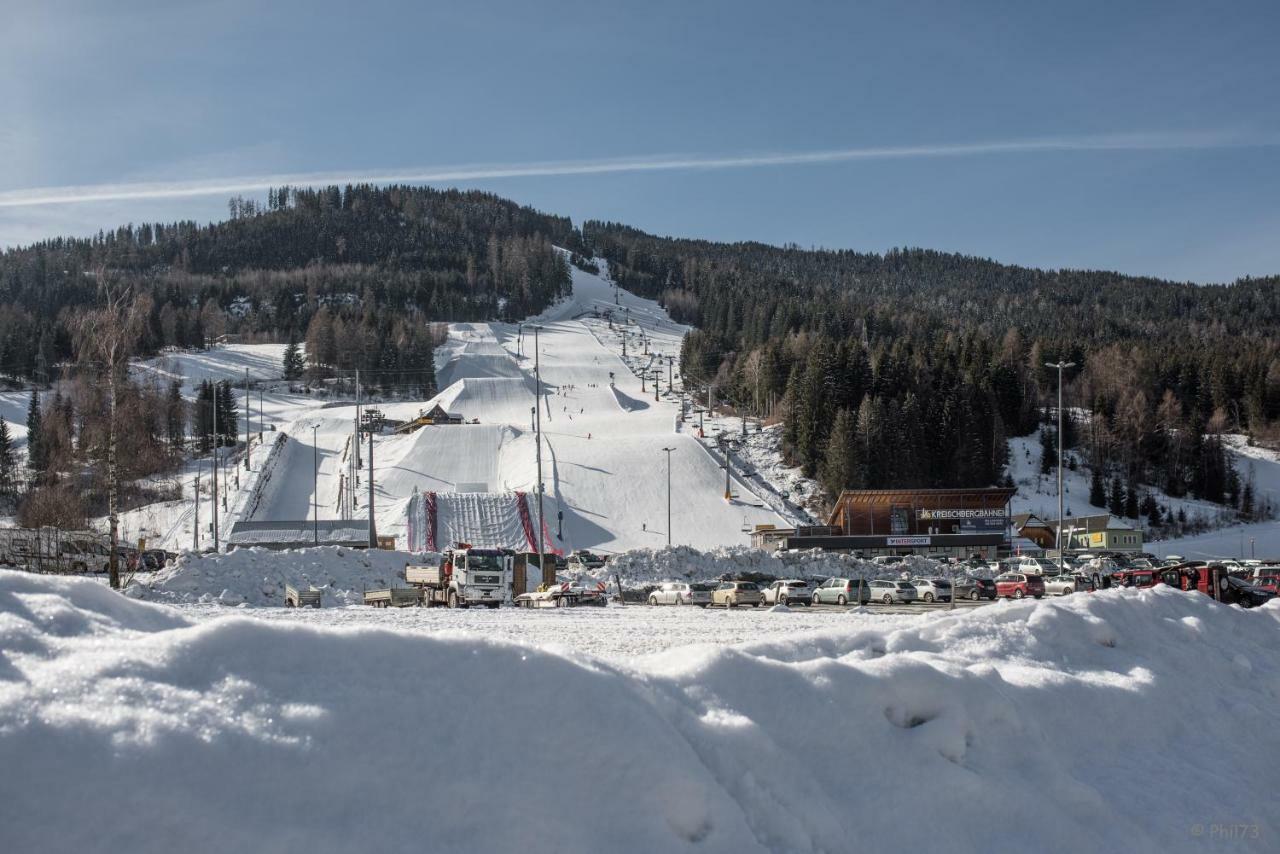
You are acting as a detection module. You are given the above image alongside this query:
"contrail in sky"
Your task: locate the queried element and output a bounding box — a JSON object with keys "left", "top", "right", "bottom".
{"left": 1, "top": 130, "right": 1276, "bottom": 208}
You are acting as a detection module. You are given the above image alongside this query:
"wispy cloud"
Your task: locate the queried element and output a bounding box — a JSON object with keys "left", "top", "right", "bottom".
{"left": 2, "top": 130, "right": 1276, "bottom": 208}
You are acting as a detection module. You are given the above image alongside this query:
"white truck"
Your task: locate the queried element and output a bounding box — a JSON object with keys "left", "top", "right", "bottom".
{"left": 406, "top": 545, "right": 511, "bottom": 608}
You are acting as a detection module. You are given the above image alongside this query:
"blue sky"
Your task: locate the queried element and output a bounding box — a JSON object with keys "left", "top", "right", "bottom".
{"left": 2, "top": 0, "right": 1278, "bottom": 282}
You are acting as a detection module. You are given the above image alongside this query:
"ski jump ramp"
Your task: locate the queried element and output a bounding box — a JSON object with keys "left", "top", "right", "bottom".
{"left": 406, "top": 490, "right": 559, "bottom": 554}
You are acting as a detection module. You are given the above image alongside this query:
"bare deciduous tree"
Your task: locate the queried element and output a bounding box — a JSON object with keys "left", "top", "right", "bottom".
{"left": 70, "top": 270, "right": 149, "bottom": 590}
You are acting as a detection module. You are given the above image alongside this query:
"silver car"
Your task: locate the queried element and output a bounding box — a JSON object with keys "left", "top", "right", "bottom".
{"left": 868, "top": 579, "right": 917, "bottom": 604}
{"left": 1043, "top": 575, "right": 1080, "bottom": 596}
{"left": 648, "top": 582, "right": 712, "bottom": 607}
{"left": 910, "top": 577, "right": 952, "bottom": 603}
{"left": 762, "top": 579, "right": 813, "bottom": 606}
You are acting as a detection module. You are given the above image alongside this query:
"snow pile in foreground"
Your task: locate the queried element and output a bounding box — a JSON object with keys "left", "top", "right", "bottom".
{"left": 598, "top": 545, "right": 956, "bottom": 586}
{"left": 128, "top": 546, "right": 435, "bottom": 607}
{"left": 2, "top": 571, "right": 1277, "bottom": 854}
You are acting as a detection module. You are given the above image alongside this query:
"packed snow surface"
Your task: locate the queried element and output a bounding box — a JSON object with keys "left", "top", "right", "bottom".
{"left": 4, "top": 569, "right": 1277, "bottom": 853}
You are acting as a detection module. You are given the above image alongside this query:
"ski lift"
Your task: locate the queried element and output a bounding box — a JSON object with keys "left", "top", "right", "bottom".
{"left": 740, "top": 515, "right": 750, "bottom": 533}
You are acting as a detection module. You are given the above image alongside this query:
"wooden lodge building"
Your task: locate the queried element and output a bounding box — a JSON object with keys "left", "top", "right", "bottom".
{"left": 755, "top": 487, "right": 1016, "bottom": 559}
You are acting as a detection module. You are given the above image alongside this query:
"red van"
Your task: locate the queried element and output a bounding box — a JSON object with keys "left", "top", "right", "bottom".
{"left": 995, "top": 572, "right": 1045, "bottom": 599}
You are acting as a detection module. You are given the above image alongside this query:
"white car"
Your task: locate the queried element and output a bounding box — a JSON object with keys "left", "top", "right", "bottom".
{"left": 762, "top": 579, "right": 813, "bottom": 606}
{"left": 868, "top": 579, "right": 917, "bottom": 604}
{"left": 1014, "top": 557, "right": 1057, "bottom": 576}
{"left": 910, "top": 577, "right": 952, "bottom": 603}
{"left": 648, "top": 582, "right": 712, "bottom": 607}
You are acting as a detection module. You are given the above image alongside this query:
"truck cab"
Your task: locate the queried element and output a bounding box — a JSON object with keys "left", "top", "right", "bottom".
{"left": 444, "top": 547, "right": 509, "bottom": 607}
{"left": 408, "top": 543, "right": 512, "bottom": 608}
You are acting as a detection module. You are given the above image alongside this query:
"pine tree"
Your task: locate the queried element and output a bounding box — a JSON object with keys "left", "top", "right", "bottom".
{"left": 25, "top": 390, "right": 44, "bottom": 479}
{"left": 0, "top": 419, "right": 15, "bottom": 502}
{"left": 194, "top": 381, "right": 214, "bottom": 453}
{"left": 165, "top": 380, "right": 185, "bottom": 452}
{"left": 1039, "top": 423, "right": 1055, "bottom": 475}
{"left": 282, "top": 335, "right": 304, "bottom": 380}
{"left": 1124, "top": 477, "right": 1139, "bottom": 519}
{"left": 1108, "top": 473, "right": 1125, "bottom": 516}
{"left": 1089, "top": 466, "right": 1106, "bottom": 509}
{"left": 216, "top": 381, "right": 238, "bottom": 446}
{"left": 819, "top": 407, "right": 856, "bottom": 499}
{"left": 1241, "top": 478, "right": 1255, "bottom": 521}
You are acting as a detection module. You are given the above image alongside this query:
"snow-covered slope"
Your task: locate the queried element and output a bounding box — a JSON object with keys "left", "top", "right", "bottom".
{"left": 247, "top": 258, "right": 785, "bottom": 553}
{"left": 4, "top": 569, "right": 1277, "bottom": 854}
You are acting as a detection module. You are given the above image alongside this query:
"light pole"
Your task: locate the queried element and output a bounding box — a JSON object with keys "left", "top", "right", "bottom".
{"left": 244, "top": 368, "right": 251, "bottom": 469}
{"left": 661, "top": 447, "right": 675, "bottom": 547}
{"left": 312, "top": 424, "right": 319, "bottom": 545}
{"left": 533, "top": 326, "right": 545, "bottom": 575}
{"left": 1045, "top": 360, "right": 1076, "bottom": 575}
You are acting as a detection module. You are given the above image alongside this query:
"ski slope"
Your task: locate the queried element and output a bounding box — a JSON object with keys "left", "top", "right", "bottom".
{"left": 248, "top": 257, "right": 788, "bottom": 552}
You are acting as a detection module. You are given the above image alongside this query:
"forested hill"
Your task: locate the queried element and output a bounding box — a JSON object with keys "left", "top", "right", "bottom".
{"left": 0, "top": 185, "right": 582, "bottom": 386}
{"left": 585, "top": 221, "right": 1280, "bottom": 526}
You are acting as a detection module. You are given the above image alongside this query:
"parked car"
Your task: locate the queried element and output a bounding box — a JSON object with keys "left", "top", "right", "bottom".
{"left": 1112, "top": 569, "right": 1159, "bottom": 589}
{"left": 810, "top": 577, "right": 871, "bottom": 606}
{"left": 1223, "top": 576, "right": 1276, "bottom": 608}
{"left": 868, "top": 579, "right": 917, "bottom": 604}
{"left": 763, "top": 579, "right": 813, "bottom": 606}
{"left": 648, "top": 582, "right": 713, "bottom": 607}
{"left": 712, "top": 581, "right": 764, "bottom": 608}
{"left": 140, "top": 549, "right": 169, "bottom": 571}
{"left": 995, "top": 573, "right": 1045, "bottom": 599}
{"left": 567, "top": 550, "right": 606, "bottom": 572}
{"left": 872, "top": 555, "right": 904, "bottom": 566}
{"left": 1013, "top": 557, "right": 1057, "bottom": 576}
{"left": 1253, "top": 575, "right": 1279, "bottom": 595}
{"left": 1043, "top": 575, "right": 1081, "bottom": 596}
{"left": 952, "top": 576, "right": 997, "bottom": 600}
{"left": 910, "top": 577, "right": 952, "bottom": 603}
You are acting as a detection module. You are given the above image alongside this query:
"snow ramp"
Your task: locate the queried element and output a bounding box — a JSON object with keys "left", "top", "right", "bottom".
{"left": 406, "top": 491, "right": 557, "bottom": 553}
{"left": 433, "top": 377, "right": 535, "bottom": 424}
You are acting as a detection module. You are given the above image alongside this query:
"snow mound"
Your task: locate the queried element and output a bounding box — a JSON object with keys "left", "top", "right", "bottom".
{"left": 2, "top": 570, "right": 1278, "bottom": 853}
{"left": 127, "top": 547, "right": 435, "bottom": 607}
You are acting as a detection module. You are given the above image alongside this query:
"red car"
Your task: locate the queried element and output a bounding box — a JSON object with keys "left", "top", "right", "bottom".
{"left": 1253, "top": 575, "right": 1279, "bottom": 595}
{"left": 995, "top": 572, "right": 1045, "bottom": 600}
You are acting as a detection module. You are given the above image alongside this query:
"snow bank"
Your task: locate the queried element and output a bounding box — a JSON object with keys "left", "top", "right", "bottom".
{"left": 2, "top": 570, "right": 1277, "bottom": 853}
{"left": 127, "top": 546, "right": 435, "bottom": 607}
{"left": 595, "top": 545, "right": 974, "bottom": 586}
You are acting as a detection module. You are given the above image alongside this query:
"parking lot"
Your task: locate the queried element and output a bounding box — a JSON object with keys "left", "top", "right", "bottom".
{"left": 178, "top": 595, "right": 1002, "bottom": 660}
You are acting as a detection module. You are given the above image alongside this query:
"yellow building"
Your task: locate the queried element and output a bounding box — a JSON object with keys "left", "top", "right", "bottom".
{"left": 1049, "top": 515, "right": 1143, "bottom": 552}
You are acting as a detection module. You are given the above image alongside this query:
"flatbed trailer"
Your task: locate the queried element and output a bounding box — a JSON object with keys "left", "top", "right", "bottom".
{"left": 284, "top": 584, "right": 323, "bottom": 608}
{"left": 363, "top": 587, "right": 422, "bottom": 608}
{"left": 515, "top": 583, "right": 609, "bottom": 609}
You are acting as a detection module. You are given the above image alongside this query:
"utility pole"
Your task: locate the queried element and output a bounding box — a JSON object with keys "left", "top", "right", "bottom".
{"left": 721, "top": 437, "right": 732, "bottom": 501}
{"left": 533, "top": 326, "right": 545, "bottom": 574}
{"left": 367, "top": 424, "right": 377, "bottom": 548}
{"left": 244, "top": 368, "right": 251, "bottom": 469}
{"left": 662, "top": 447, "right": 675, "bottom": 546}
{"left": 667, "top": 356, "right": 672, "bottom": 393}
{"left": 211, "top": 388, "right": 219, "bottom": 551}
{"left": 313, "top": 424, "right": 319, "bottom": 546}
{"left": 258, "top": 388, "right": 264, "bottom": 441}
{"left": 193, "top": 469, "right": 201, "bottom": 551}
{"left": 354, "top": 369, "right": 362, "bottom": 469}
{"left": 1045, "top": 360, "right": 1076, "bottom": 575}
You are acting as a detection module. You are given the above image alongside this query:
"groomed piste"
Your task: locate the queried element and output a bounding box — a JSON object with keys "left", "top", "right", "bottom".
{"left": 2, "top": 570, "right": 1277, "bottom": 854}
